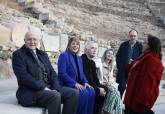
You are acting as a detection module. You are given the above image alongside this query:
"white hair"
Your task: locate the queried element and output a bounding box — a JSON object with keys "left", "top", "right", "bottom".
{"left": 84, "top": 41, "right": 98, "bottom": 53}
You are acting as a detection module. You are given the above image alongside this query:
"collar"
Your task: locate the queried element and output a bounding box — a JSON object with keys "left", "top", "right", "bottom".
{"left": 21, "top": 44, "right": 42, "bottom": 55}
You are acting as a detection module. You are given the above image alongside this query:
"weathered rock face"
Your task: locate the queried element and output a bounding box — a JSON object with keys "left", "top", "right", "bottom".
{"left": 45, "top": 0, "right": 165, "bottom": 41}
{"left": 0, "top": 59, "right": 14, "bottom": 79}
{"left": 0, "top": 0, "right": 165, "bottom": 79}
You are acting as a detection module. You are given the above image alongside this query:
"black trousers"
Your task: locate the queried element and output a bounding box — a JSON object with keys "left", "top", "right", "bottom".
{"left": 36, "top": 87, "right": 79, "bottom": 114}
{"left": 118, "top": 84, "right": 126, "bottom": 99}
{"left": 93, "top": 91, "right": 105, "bottom": 114}
{"left": 125, "top": 106, "right": 154, "bottom": 114}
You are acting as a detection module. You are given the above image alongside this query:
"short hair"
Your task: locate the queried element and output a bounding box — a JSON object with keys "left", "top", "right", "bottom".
{"left": 24, "top": 31, "right": 40, "bottom": 41}
{"left": 147, "top": 35, "right": 162, "bottom": 59}
{"left": 84, "top": 41, "right": 98, "bottom": 54}
{"left": 129, "top": 29, "right": 138, "bottom": 35}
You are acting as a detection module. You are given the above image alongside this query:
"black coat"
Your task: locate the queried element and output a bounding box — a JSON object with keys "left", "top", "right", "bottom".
{"left": 81, "top": 54, "right": 108, "bottom": 95}
{"left": 12, "top": 45, "right": 60, "bottom": 106}
{"left": 116, "top": 41, "right": 142, "bottom": 86}
{"left": 81, "top": 54, "right": 108, "bottom": 114}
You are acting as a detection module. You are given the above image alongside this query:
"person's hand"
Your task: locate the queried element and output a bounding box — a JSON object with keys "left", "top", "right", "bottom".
{"left": 75, "top": 83, "right": 84, "bottom": 90}
{"left": 129, "top": 59, "right": 133, "bottom": 64}
{"left": 84, "top": 83, "right": 93, "bottom": 88}
{"left": 99, "top": 87, "right": 106, "bottom": 96}
{"left": 44, "top": 87, "right": 51, "bottom": 91}
{"left": 106, "top": 81, "right": 112, "bottom": 86}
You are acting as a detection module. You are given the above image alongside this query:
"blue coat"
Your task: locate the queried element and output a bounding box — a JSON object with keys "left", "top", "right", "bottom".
{"left": 12, "top": 45, "right": 60, "bottom": 106}
{"left": 58, "top": 50, "right": 88, "bottom": 87}
{"left": 58, "top": 50, "right": 95, "bottom": 114}
{"left": 116, "top": 41, "right": 142, "bottom": 86}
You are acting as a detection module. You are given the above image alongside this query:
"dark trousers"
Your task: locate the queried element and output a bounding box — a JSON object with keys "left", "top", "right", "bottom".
{"left": 125, "top": 106, "right": 155, "bottom": 114}
{"left": 36, "top": 87, "right": 79, "bottom": 114}
{"left": 94, "top": 93, "right": 105, "bottom": 114}
{"left": 118, "top": 84, "right": 126, "bottom": 99}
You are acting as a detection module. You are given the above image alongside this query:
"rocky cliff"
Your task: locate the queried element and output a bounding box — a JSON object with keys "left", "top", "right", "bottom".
{"left": 44, "top": 0, "right": 165, "bottom": 42}
{"left": 0, "top": 0, "right": 164, "bottom": 79}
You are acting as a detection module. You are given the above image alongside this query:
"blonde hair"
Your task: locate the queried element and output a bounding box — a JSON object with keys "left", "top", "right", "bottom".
{"left": 101, "top": 49, "right": 114, "bottom": 62}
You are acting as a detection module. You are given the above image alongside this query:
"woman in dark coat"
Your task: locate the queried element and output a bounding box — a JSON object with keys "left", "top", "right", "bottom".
{"left": 81, "top": 41, "right": 110, "bottom": 114}
{"left": 124, "top": 35, "right": 164, "bottom": 114}
{"left": 58, "top": 37, "right": 95, "bottom": 114}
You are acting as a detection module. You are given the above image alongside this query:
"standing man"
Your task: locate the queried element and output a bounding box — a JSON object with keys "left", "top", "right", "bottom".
{"left": 116, "top": 29, "right": 142, "bottom": 98}
{"left": 12, "top": 31, "right": 78, "bottom": 114}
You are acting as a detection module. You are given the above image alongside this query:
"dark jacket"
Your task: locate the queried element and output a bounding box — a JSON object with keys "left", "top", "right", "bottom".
{"left": 12, "top": 45, "right": 60, "bottom": 106}
{"left": 81, "top": 54, "right": 108, "bottom": 94}
{"left": 116, "top": 40, "right": 142, "bottom": 86}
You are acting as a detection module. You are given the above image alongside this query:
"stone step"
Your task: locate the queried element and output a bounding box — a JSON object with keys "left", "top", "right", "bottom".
{"left": 153, "top": 104, "right": 165, "bottom": 114}
{"left": 0, "top": 78, "right": 46, "bottom": 114}
{"left": 0, "top": 103, "right": 45, "bottom": 114}
{"left": 152, "top": 80, "right": 165, "bottom": 114}
{"left": 0, "top": 79, "right": 164, "bottom": 114}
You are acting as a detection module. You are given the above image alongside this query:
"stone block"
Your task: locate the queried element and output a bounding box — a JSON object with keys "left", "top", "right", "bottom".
{"left": 17, "top": 0, "right": 35, "bottom": 8}
{"left": 0, "top": 24, "right": 11, "bottom": 44}
{"left": 17, "top": 0, "right": 35, "bottom": 4}
{"left": 79, "top": 41, "right": 85, "bottom": 55}
{"left": 12, "top": 24, "right": 28, "bottom": 47}
{"left": 32, "top": 5, "right": 49, "bottom": 21}
{"left": 12, "top": 25, "right": 41, "bottom": 48}
{"left": 17, "top": 0, "right": 26, "bottom": 3}
{"left": 59, "top": 34, "right": 68, "bottom": 52}
{"left": 28, "top": 26, "right": 41, "bottom": 37}
{"left": 97, "top": 47, "right": 107, "bottom": 58}
{"left": 0, "top": 50, "right": 10, "bottom": 60}
{"left": 0, "top": 42, "right": 16, "bottom": 52}
{"left": 42, "top": 33, "right": 60, "bottom": 52}
{"left": 0, "top": 60, "right": 14, "bottom": 79}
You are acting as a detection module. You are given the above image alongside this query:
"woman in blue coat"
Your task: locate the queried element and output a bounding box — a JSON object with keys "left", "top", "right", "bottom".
{"left": 58, "top": 37, "right": 95, "bottom": 114}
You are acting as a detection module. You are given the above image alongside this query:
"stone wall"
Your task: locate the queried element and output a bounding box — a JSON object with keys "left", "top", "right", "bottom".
{"left": 45, "top": 0, "right": 165, "bottom": 41}
{"left": 0, "top": 2, "right": 119, "bottom": 79}
{"left": 0, "top": 0, "right": 164, "bottom": 79}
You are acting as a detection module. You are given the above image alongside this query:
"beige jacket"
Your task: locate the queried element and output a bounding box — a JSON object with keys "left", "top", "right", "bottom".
{"left": 94, "top": 58, "right": 117, "bottom": 86}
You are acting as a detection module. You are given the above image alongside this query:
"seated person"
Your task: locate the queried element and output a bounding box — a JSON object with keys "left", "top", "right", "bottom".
{"left": 81, "top": 41, "right": 122, "bottom": 114}
{"left": 12, "top": 31, "right": 79, "bottom": 114}
{"left": 100, "top": 49, "right": 122, "bottom": 114}
{"left": 58, "top": 37, "right": 95, "bottom": 114}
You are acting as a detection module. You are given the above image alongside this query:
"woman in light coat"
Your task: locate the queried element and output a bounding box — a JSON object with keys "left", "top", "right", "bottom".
{"left": 97, "top": 49, "right": 122, "bottom": 114}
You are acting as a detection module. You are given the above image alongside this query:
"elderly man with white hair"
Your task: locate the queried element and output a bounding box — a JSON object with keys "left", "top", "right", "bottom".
{"left": 12, "top": 31, "right": 79, "bottom": 114}
{"left": 81, "top": 41, "right": 122, "bottom": 114}
{"left": 81, "top": 41, "right": 106, "bottom": 114}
